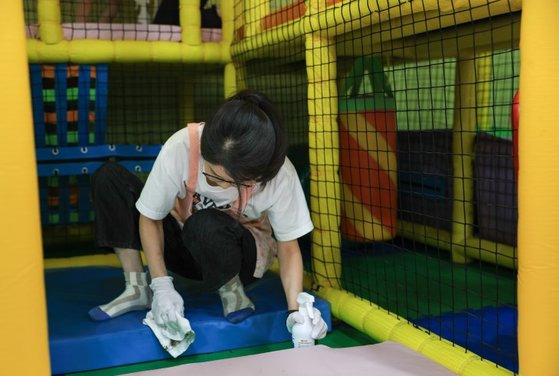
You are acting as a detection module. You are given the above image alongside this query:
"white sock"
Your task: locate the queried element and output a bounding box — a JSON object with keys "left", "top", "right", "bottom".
{"left": 89, "top": 271, "right": 152, "bottom": 320}
{"left": 218, "top": 274, "right": 255, "bottom": 321}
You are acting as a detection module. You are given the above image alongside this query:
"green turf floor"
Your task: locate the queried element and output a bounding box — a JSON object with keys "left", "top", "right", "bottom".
{"left": 341, "top": 243, "right": 517, "bottom": 320}
{"left": 69, "top": 322, "right": 376, "bottom": 376}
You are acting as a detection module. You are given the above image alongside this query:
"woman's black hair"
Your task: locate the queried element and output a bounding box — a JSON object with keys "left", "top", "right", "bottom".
{"left": 201, "top": 90, "right": 287, "bottom": 187}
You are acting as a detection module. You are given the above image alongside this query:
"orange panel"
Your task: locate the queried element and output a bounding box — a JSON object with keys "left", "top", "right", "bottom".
{"left": 339, "top": 110, "right": 398, "bottom": 241}
{"left": 262, "top": 0, "right": 305, "bottom": 30}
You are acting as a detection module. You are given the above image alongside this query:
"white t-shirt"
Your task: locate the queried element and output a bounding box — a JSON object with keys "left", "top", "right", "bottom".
{"left": 136, "top": 125, "right": 314, "bottom": 242}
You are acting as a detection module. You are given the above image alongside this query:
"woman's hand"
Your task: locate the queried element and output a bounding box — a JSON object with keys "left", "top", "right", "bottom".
{"left": 150, "top": 276, "right": 185, "bottom": 338}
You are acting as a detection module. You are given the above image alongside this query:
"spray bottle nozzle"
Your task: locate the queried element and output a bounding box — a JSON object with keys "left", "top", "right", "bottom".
{"left": 296, "top": 292, "right": 315, "bottom": 320}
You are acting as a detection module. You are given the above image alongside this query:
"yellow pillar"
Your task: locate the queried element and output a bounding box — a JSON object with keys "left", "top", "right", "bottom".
{"left": 245, "top": 0, "right": 268, "bottom": 37}
{"left": 306, "top": 0, "right": 341, "bottom": 289}
{"left": 0, "top": 2, "right": 50, "bottom": 375}
{"left": 221, "top": 0, "right": 236, "bottom": 98}
{"left": 518, "top": 1, "right": 559, "bottom": 375}
{"left": 224, "top": 63, "right": 237, "bottom": 98}
{"left": 475, "top": 53, "right": 492, "bottom": 132}
{"left": 180, "top": 0, "right": 201, "bottom": 45}
{"left": 450, "top": 54, "right": 476, "bottom": 264}
{"left": 38, "top": 0, "right": 63, "bottom": 44}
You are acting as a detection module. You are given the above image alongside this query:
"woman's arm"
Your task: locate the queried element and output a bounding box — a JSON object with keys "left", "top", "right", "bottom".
{"left": 277, "top": 239, "right": 304, "bottom": 310}
{"left": 139, "top": 214, "right": 168, "bottom": 278}
{"left": 140, "top": 213, "right": 185, "bottom": 325}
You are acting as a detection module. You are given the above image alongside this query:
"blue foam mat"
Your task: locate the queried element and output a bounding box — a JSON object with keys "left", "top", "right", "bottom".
{"left": 414, "top": 306, "right": 518, "bottom": 372}
{"left": 46, "top": 267, "right": 331, "bottom": 374}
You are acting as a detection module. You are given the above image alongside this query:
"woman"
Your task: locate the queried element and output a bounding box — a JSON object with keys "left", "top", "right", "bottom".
{"left": 89, "top": 90, "right": 327, "bottom": 340}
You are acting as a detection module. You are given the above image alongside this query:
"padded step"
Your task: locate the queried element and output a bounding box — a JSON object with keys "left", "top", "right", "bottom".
{"left": 46, "top": 267, "right": 331, "bottom": 374}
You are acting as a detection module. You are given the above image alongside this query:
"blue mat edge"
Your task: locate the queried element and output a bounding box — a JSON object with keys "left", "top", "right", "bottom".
{"left": 46, "top": 267, "right": 331, "bottom": 374}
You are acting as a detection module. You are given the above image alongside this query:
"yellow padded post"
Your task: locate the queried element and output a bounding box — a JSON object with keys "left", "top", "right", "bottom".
{"left": 180, "top": 0, "right": 201, "bottom": 45}
{"left": 474, "top": 53, "right": 492, "bottom": 132}
{"left": 224, "top": 63, "right": 237, "bottom": 98}
{"left": 518, "top": 1, "right": 559, "bottom": 375}
{"left": 450, "top": 54, "right": 476, "bottom": 264}
{"left": 0, "top": 2, "right": 50, "bottom": 375}
{"left": 245, "top": 0, "right": 268, "bottom": 37}
{"left": 221, "top": 0, "right": 236, "bottom": 98}
{"left": 27, "top": 39, "right": 227, "bottom": 64}
{"left": 37, "top": 0, "right": 63, "bottom": 44}
{"left": 220, "top": 0, "right": 234, "bottom": 46}
{"left": 306, "top": 0, "right": 341, "bottom": 289}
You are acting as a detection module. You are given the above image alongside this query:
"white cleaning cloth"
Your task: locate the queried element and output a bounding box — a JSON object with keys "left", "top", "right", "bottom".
{"left": 143, "top": 310, "right": 196, "bottom": 358}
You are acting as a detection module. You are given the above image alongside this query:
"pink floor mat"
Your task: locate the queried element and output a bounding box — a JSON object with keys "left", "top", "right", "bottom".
{"left": 125, "top": 342, "right": 456, "bottom": 376}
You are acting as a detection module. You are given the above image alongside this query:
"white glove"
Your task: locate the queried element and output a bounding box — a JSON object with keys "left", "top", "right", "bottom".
{"left": 286, "top": 308, "right": 328, "bottom": 340}
{"left": 150, "top": 276, "right": 184, "bottom": 329}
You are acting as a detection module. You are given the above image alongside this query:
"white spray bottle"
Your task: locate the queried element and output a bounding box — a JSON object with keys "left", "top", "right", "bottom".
{"left": 292, "top": 292, "right": 315, "bottom": 348}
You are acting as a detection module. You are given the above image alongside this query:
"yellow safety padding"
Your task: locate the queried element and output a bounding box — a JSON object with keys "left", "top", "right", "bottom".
{"left": 451, "top": 55, "right": 477, "bottom": 263}
{"left": 224, "top": 63, "right": 236, "bottom": 98}
{"left": 398, "top": 221, "right": 452, "bottom": 250}
{"left": 311, "top": 235, "right": 341, "bottom": 282}
{"left": 27, "top": 39, "right": 227, "bottom": 64}
{"left": 45, "top": 254, "right": 120, "bottom": 269}
{"left": 44, "top": 253, "right": 148, "bottom": 269}
{"left": 398, "top": 222, "right": 517, "bottom": 270}
{"left": 474, "top": 53, "right": 492, "bottom": 131}
{"left": 304, "top": 0, "right": 521, "bottom": 37}
{"left": 234, "top": 62, "right": 248, "bottom": 92}
{"left": 219, "top": 0, "right": 233, "bottom": 62}
{"left": 337, "top": 12, "right": 520, "bottom": 59}
{"left": 38, "top": 0, "right": 63, "bottom": 44}
{"left": 518, "top": 1, "right": 559, "bottom": 375}
{"left": 464, "top": 237, "right": 516, "bottom": 270}
{"left": 232, "top": 0, "right": 245, "bottom": 39}
{"left": 220, "top": 0, "right": 234, "bottom": 46}
{"left": 245, "top": 0, "right": 269, "bottom": 37}
{"left": 319, "top": 287, "right": 513, "bottom": 376}
{"left": 180, "top": 0, "right": 202, "bottom": 45}
{"left": 231, "top": 0, "right": 521, "bottom": 61}
{"left": 306, "top": 32, "right": 341, "bottom": 289}
{"left": 0, "top": 2, "right": 50, "bottom": 375}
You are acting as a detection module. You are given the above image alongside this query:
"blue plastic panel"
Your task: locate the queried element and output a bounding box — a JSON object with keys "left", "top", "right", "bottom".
{"left": 37, "top": 160, "right": 155, "bottom": 177}
{"left": 46, "top": 267, "right": 331, "bottom": 374}
{"left": 36, "top": 144, "right": 162, "bottom": 162}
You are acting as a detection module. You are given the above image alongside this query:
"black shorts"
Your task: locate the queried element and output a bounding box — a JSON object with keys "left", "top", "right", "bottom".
{"left": 91, "top": 162, "right": 257, "bottom": 290}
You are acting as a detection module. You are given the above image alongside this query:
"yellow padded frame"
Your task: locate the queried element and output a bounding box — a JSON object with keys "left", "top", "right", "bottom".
{"left": 7, "top": 1, "right": 559, "bottom": 375}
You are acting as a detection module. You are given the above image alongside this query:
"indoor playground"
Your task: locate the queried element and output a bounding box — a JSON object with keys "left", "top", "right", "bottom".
{"left": 2, "top": 0, "right": 558, "bottom": 375}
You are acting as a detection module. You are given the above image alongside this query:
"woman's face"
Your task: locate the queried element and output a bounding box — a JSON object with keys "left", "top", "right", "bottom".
{"left": 202, "top": 161, "right": 254, "bottom": 189}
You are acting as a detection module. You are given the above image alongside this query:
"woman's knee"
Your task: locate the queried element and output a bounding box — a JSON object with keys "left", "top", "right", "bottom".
{"left": 91, "top": 162, "right": 123, "bottom": 192}
{"left": 183, "top": 209, "right": 240, "bottom": 237}
{"left": 182, "top": 209, "right": 243, "bottom": 245}
{"left": 91, "top": 162, "right": 142, "bottom": 205}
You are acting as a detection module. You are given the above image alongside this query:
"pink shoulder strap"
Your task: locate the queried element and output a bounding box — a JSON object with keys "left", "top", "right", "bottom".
{"left": 186, "top": 123, "right": 200, "bottom": 193}
{"left": 231, "top": 185, "right": 252, "bottom": 215}
{"left": 174, "top": 123, "right": 202, "bottom": 221}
